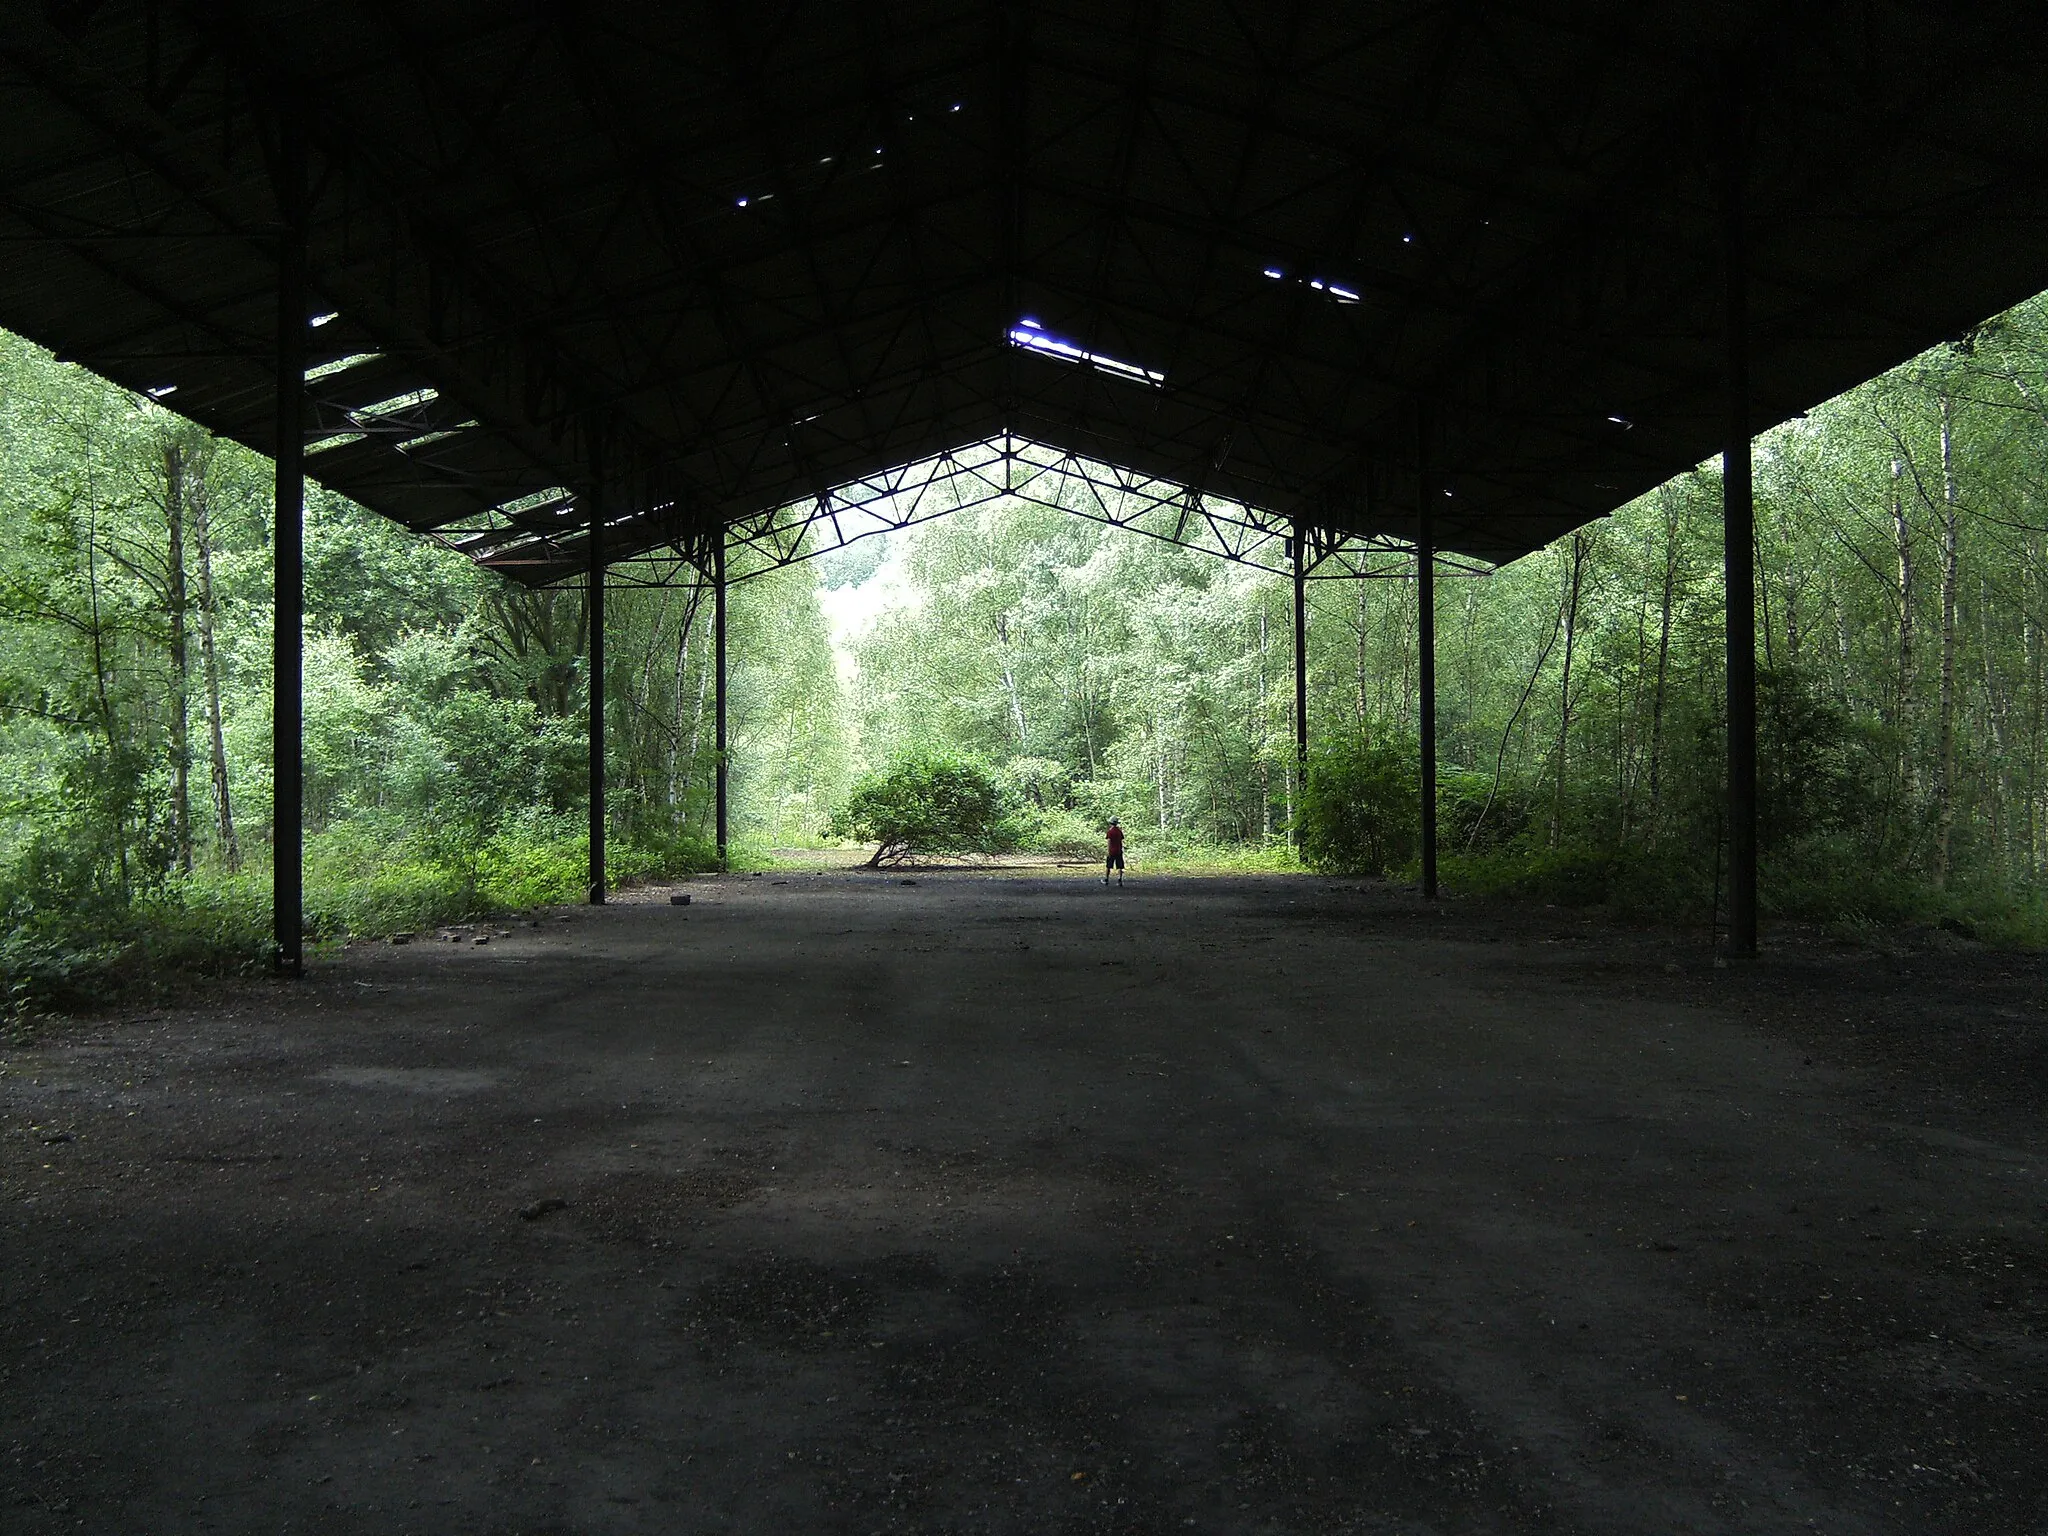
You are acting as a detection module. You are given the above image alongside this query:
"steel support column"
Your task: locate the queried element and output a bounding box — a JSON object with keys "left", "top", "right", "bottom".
{"left": 1722, "top": 78, "right": 1759, "bottom": 956}
{"left": 1291, "top": 523, "right": 1308, "bottom": 836}
{"left": 1416, "top": 413, "right": 1439, "bottom": 900}
{"left": 586, "top": 460, "right": 606, "bottom": 905}
{"left": 272, "top": 116, "right": 306, "bottom": 974}
{"left": 714, "top": 531, "right": 729, "bottom": 871}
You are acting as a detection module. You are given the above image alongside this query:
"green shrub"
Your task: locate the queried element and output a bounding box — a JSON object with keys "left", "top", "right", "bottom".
{"left": 132, "top": 876, "right": 274, "bottom": 974}
{"left": 0, "top": 864, "right": 273, "bottom": 1022}
{"left": 0, "top": 920, "right": 129, "bottom": 1017}
{"left": 608, "top": 828, "right": 721, "bottom": 886}
{"left": 1299, "top": 738, "right": 1420, "bottom": 876}
{"left": 826, "top": 749, "right": 1023, "bottom": 866}
{"left": 1440, "top": 769, "right": 1531, "bottom": 854}
{"left": 305, "top": 840, "right": 472, "bottom": 939}
{"left": 1020, "top": 807, "right": 1104, "bottom": 859}
{"left": 301, "top": 812, "right": 720, "bottom": 937}
{"left": 1438, "top": 841, "right": 1627, "bottom": 906}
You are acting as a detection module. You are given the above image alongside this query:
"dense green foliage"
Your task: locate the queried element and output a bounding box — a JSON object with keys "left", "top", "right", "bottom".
{"left": 1298, "top": 740, "right": 1419, "bottom": 876}
{"left": 830, "top": 297, "right": 2048, "bottom": 940}
{"left": 4, "top": 281, "right": 2046, "bottom": 1013}
{"left": 0, "top": 330, "right": 845, "bottom": 1011}
{"left": 825, "top": 749, "right": 1021, "bottom": 866}
{"left": 834, "top": 500, "right": 1308, "bottom": 855}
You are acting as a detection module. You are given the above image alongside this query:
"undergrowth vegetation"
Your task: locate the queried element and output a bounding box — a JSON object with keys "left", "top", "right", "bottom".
{"left": 0, "top": 819, "right": 722, "bottom": 1020}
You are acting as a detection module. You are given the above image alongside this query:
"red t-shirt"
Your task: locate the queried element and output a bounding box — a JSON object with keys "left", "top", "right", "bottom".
{"left": 1107, "top": 826, "right": 1124, "bottom": 855}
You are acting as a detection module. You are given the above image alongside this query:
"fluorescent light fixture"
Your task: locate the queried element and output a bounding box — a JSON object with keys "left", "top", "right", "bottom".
{"left": 144, "top": 384, "right": 177, "bottom": 398}
{"left": 1262, "top": 267, "right": 1284, "bottom": 279}
{"left": 309, "top": 311, "right": 339, "bottom": 328}
{"left": 1007, "top": 322, "right": 1164, "bottom": 387}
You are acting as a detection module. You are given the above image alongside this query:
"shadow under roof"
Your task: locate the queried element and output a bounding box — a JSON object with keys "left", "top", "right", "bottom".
{"left": 3, "top": 0, "right": 2046, "bottom": 583}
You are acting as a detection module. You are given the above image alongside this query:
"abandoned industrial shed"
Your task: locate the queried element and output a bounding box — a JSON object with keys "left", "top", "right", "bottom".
{"left": 3, "top": 0, "right": 2047, "bottom": 966}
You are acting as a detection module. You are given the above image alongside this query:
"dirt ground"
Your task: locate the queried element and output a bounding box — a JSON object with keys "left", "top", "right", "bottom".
{"left": 3, "top": 871, "right": 2045, "bottom": 1535}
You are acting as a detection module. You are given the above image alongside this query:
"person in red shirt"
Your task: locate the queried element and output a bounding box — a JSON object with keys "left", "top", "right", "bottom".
{"left": 1104, "top": 817, "right": 1125, "bottom": 886}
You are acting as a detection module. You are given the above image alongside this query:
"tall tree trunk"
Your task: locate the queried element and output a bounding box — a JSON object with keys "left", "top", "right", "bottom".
{"left": 682, "top": 637, "right": 710, "bottom": 823}
{"left": 665, "top": 581, "right": 706, "bottom": 817}
{"left": 1081, "top": 666, "right": 1100, "bottom": 776}
{"left": 684, "top": 618, "right": 700, "bottom": 811}
{"left": 1979, "top": 575, "right": 2008, "bottom": 877}
{"left": 995, "top": 611, "right": 1028, "bottom": 747}
{"left": 1777, "top": 506, "right": 1802, "bottom": 668}
{"left": 189, "top": 457, "right": 238, "bottom": 869}
{"left": 1355, "top": 580, "right": 1369, "bottom": 731}
{"left": 1891, "top": 456, "right": 1915, "bottom": 795}
{"left": 1154, "top": 713, "right": 1169, "bottom": 832}
{"left": 1829, "top": 580, "right": 1852, "bottom": 706}
{"left": 2027, "top": 565, "right": 2043, "bottom": 882}
{"left": 1283, "top": 624, "right": 1296, "bottom": 849}
{"left": 1934, "top": 394, "right": 1961, "bottom": 886}
{"left": 83, "top": 467, "right": 129, "bottom": 891}
{"left": 162, "top": 440, "right": 193, "bottom": 874}
{"left": 1256, "top": 607, "right": 1272, "bottom": 838}
{"left": 1550, "top": 532, "right": 1589, "bottom": 847}
{"left": 1618, "top": 571, "right": 1648, "bottom": 843}
{"left": 1647, "top": 491, "right": 1679, "bottom": 813}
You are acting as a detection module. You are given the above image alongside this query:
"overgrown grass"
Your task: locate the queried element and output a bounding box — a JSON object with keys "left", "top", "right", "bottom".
{"left": 1018, "top": 809, "right": 1302, "bottom": 873}
{"left": 1435, "top": 832, "right": 2048, "bottom": 950}
{"left": 0, "top": 814, "right": 722, "bottom": 1022}
{"left": 1136, "top": 838, "right": 1303, "bottom": 874}
{"left": 0, "top": 873, "right": 273, "bottom": 1025}
{"left": 10, "top": 812, "right": 2038, "bottom": 1030}
{"left": 302, "top": 815, "right": 720, "bottom": 938}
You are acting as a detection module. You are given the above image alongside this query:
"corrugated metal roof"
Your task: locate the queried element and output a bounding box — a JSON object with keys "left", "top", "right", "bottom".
{"left": 2, "top": 0, "right": 2044, "bottom": 583}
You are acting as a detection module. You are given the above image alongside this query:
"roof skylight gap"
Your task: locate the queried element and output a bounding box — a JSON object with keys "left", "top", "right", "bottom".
{"left": 354, "top": 386, "right": 440, "bottom": 418}
{"left": 1007, "top": 317, "right": 1164, "bottom": 387}
{"left": 305, "top": 352, "right": 381, "bottom": 383}
{"left": 395, "top": 421, "right": 477, "bottom": 453}
{"left": 495, "top": 485, "right": 574, "bottom": 516}
{"left": 1261, "top": 264, "right": 1364, "bottom": 305}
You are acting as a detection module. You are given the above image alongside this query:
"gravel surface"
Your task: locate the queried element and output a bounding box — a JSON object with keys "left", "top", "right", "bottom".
{"left": 3, "top": 871, "right": 2044, "bottom": 1533}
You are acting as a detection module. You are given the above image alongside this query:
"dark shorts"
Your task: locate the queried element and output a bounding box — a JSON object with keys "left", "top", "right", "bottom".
{"left": 1106, "top": 850, "right": 1124, "bottom": 870}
